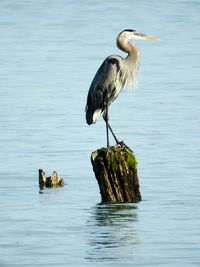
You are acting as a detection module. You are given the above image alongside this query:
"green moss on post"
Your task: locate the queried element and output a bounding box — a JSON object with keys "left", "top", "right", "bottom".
{"left": 91, "top": 142, "right": 141, "bottom": 203}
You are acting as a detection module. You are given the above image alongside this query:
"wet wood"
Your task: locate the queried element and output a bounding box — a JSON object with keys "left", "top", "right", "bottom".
{"left": 91, "top": 142, "right": 141, "bottom": 203}
{"left": 39, "top": 169, "right": 64, "bottom": 189}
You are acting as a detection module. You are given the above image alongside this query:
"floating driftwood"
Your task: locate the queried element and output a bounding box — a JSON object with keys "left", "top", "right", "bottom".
{"left": 39, "top": 169, "right": 64, "bottom": 189}
{"left": 91, "top": 142, "right": 141, "bottom": 203}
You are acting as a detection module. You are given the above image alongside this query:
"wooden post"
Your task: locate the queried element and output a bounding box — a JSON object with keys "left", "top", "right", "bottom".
{"left": 39, "top": 169, "right": 64, "bottom": 189}
{"left": 91, "top": 142, "right": 141, "bottom": 203}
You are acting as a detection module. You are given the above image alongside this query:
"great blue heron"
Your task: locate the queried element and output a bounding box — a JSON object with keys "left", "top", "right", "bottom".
{"left": 85, "top": 29, "right": 158, "bottom": 147}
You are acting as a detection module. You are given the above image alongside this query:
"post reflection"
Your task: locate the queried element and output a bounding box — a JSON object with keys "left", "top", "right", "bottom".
{"left": 86, "top": 203, "right": 140, "bottom": 262}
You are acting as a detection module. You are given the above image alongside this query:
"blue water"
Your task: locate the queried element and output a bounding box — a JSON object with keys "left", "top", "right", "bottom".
{"left": 0, "top": 0, "right": 200, "bottom": 266}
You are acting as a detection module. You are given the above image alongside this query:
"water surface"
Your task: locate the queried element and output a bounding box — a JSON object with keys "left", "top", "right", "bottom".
{"left": 0, "top": 0, "right": 200, "bottom": 266}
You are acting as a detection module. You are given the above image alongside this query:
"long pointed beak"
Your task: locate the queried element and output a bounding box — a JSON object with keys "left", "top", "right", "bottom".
{"left": 143, "top": 35, "right": 159, "bottom": 41}
{"left": 134, "top": 32, "right": 159, "bottom": 41}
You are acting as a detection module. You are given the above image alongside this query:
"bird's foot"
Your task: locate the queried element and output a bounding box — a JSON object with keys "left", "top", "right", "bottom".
{"left": 116, "top": 140, "right": 124, "bottom": 146}
{"left": 116, "top": 140, "right": 129, "bottom": 149}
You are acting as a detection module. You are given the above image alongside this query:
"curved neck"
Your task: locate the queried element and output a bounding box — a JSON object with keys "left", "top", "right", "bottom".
{"left": 116, "top": 34, "right": 140, "bottom": 85}
{"left": 116, "top": 35, "right": 139, "bottom": 62}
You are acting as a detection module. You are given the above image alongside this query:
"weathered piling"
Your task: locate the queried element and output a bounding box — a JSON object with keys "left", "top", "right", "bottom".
{"left": 39, "top": 169, "right": 64, "bottom": 189}
{"left": 91, "top": 142, "right": 141, "bottom": 203}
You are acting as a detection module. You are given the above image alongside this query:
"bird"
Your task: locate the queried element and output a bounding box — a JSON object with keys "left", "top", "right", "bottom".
{"left": 85, "top": 29, "right": 158, "bottom": 148}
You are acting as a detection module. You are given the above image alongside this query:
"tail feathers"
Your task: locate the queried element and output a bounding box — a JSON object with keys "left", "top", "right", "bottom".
{"left": 86, "top": 108, "right": 101, "bottom": 125}
{"left": 86, "top": 110, "right": 93, "bottom": 125}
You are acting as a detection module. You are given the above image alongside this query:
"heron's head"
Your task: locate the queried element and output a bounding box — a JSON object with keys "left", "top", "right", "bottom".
{"left": 120, "top": 29, "right": 159, "bottom": 41}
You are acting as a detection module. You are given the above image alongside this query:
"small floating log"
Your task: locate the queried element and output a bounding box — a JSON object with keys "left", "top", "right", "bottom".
{"left": 39, "top": 169, "right": 64, "bottom": 189}
{"left": 91, "top": 142, "right": 141, "bottom": 203}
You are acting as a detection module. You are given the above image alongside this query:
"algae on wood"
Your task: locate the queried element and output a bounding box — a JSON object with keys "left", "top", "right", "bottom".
{"left": 91, "top": 142, "right": 141, "bottom": 203}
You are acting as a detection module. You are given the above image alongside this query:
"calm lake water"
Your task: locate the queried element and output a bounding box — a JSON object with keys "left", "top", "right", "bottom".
{"left": 0, "top": 0, "right": 200, "bottom": 266}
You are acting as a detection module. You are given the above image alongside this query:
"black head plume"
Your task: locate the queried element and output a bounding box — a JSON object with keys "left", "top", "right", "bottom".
{"left": 124, "top": 29, "right": 136, "bottom": 32}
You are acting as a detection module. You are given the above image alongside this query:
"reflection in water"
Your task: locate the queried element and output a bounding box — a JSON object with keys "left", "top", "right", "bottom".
{"left": 86, "top": 203, "right": 140, "bottom": 262}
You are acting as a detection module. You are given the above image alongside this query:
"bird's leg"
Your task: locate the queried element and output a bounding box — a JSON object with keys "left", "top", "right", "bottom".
{"left": 107, "top": 122, "right": 119, "bottom": 144}
{"left": 103, "top": 100, "right": 119, "bottom": 147}
{"left": 103, "top": 102, "right": 110, "bottom": 148}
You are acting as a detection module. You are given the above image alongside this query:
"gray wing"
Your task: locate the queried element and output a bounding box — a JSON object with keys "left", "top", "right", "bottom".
{"left": 85, "top": 56, "right": 124, "bottom": 125}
